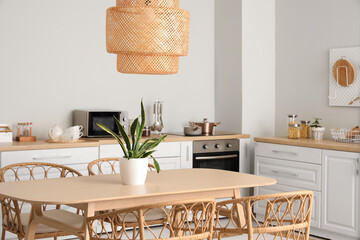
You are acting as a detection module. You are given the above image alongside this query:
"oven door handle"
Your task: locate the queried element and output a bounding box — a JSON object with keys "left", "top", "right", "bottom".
{"left": 194, "top": 154, "right": 238, "bottom": 161}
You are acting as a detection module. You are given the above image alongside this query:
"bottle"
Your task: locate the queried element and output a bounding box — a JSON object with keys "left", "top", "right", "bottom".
{"left": 300, "top": 120, "right": 310, "bottom": 139}
{"left": 287, "top": 114, "right": 298, "bottom": 125}
{"left": 288, "top": 124, "right": 300, "bottom": 139}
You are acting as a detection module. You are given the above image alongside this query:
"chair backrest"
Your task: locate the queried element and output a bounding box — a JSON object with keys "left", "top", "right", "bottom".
{"left": 88, "top": 157, "right": 155, "bottom": 176}
{"left": 215, "top": 191, "right": 313, "bottom": 240}
{"left": 0, "top": 162, "right": 82, "bottom": 182}
{"left": 87, "top": 198, "right": 216, "bottom": 240}
{"left": 0, "top": 162, "right": 82, "bottom": 237}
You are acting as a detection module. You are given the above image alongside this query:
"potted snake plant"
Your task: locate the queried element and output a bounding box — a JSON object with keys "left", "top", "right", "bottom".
{"left": 97, "top": 100, "right": 166, "bottom": 185}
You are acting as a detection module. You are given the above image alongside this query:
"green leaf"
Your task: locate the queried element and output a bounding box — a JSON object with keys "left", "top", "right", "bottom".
{"left": 139, "top": 150, "right": 156, "bottom": 159}
{"left": 130, "top": 118, "right": 139, "bottom": 149}
{"left": 114, "top": 116, "right": 131, "bottom": 152}
{"left": 97, "top": 123, "right": 128, "bottom": 159}
{"left": 151, "top": 155, "right": 160, "bottom": 173}
{"left": 137, "top": 135, "right": 167, "bottom": 157}
{"left": 138, "top": 138, "right": 160, "bottom": 152}
{"left": 135, "top": 100, "right": 146, "bottom": 151}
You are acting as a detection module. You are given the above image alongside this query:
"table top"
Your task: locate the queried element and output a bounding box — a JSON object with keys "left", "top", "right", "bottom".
{"left": 0, "top": 169, "right": 276, "bottom": 205}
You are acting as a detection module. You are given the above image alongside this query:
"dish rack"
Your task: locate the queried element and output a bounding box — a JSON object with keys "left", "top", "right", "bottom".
{"left": 331, "top": 129, "right": 360, "bottom": 143}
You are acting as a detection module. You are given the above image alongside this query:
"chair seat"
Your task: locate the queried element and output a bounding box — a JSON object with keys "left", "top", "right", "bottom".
{"left": 5, "top": 209, "right": 84, "bottom": 234}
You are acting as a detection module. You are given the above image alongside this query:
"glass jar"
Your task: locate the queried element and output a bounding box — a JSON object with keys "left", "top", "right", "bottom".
{"left": 300, "top": 120, "right": 310, "bottom": 139}
{"left": 288, "top": 124, "right": 300, "bottom": 139}
{"left": 287, "top": 114, "right": 298, "bottom": 125}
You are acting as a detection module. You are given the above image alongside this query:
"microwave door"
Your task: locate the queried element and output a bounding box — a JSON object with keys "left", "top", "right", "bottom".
{"left": 88, "top": 112, "right": 120, "bottom": 137}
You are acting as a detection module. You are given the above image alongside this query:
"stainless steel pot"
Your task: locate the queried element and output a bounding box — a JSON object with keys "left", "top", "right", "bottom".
{"left": 184, "top": 126, "right": 202, "bottom": 136}
{"left": 189, "top": 118, "right": 221, "bottom": 135}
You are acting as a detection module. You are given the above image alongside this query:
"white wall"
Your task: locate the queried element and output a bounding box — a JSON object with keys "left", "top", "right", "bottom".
{"left": 215, "top": 0, "right": 242, "bottom": 132}
{"left": 241, "top": 0, "right": 276, "bottom": 178}
{"left": 0, "top": 0, "right": 215, "bottom": 139}
{"left": 275, "top": 0, "right": 360, "bottom": 138}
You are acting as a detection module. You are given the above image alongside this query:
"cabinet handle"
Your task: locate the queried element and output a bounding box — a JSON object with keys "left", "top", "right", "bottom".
{"left": 272, "top": 150, "right": 298, "bottom": 156}
{"left": 271, "top": 170, "right": 299, "bottom": 177}
{"left": 356, "top": 158, "right": 360, "bottom": 176}
{"left": 33, "top": 155, "right": 72, "bottom": 160}
{"left": 186, "top": 146, "right": 190, "bottom": 162}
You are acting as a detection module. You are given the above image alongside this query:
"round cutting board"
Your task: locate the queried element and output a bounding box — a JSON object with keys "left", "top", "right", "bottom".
{"left": 332, "top": 59, "right": 356, "bottom": 87}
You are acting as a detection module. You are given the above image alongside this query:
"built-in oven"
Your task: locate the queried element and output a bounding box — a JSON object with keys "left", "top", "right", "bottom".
{"left": 193, "top": 139, "right": 239, "bottom": 172}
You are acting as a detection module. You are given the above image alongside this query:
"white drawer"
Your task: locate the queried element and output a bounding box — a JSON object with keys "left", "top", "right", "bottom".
{"left": 254, "top": 184, "right": 321, "bottom": 229}
{"left": 255, "top": 156, "right": 321, "bottom": 191}
{"left": 150, "top": 157, "right": 180, "bottom": 170}
{"left": 0, "top": 147, "right": 99, "bottom": 168}
{"left": 255, "top": 142, "right": 321, "bottom": 164}
{"left": 100, "top": 142, "right": 181, "bottom": 158}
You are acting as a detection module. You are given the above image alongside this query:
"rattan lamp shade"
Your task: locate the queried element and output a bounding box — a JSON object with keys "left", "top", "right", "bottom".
{"left": 106, "top": 0, "right": 190, "bottom": 74}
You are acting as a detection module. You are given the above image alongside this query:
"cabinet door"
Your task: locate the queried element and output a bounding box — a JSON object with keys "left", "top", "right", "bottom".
{"left": 322, "top": 150, "right": 360, "bottom": 237}
{"left": 180, "top": 141, "right": 193, "bottom": 169}
{"left": 151, "top": 157, "right": 180, "bottom": 170}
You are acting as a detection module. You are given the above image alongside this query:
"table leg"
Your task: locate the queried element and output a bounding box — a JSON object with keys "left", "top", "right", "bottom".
{"left": 233, "top": 188, "right": 246, "bottom": 228}
{"left": 83, "top": 203, "right": 95, "bottom": 240}
{"left": 24, "top": 204, "right": 40, "bottom": 240}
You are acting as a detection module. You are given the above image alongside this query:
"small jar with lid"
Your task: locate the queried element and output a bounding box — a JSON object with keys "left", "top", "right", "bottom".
{"left": 287, "top": 114, "right": 298, "bottom": 125}
{"left": 288, "top": 124, "right": 300, "bottom": 139}
{"left": 300, "top": 120, "right": 310, "bottom": 139}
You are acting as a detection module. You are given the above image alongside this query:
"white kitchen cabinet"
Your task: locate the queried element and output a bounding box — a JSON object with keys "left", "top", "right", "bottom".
{"left": 255, "top": 156, "right": 321, "bottom": 191}
{"left": 0, "top": 147, "right": 98, "bottom": 175}
{"left": 255, "top": 142, "right": 321, "bottom": 164}
{"left": 180, "top": 141, "right": 193, "bottom": 169}
{"left": 255, "top": 142, "right": 360, "bottom": 240}
{"left": 321, "top": 150, "right": 360, "bottom": 238}
{"left": 99, "top": 142, "right": 183, "bottom": 171}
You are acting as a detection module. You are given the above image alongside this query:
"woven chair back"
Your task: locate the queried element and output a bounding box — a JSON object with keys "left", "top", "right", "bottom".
{"left": 87, "top": 198, "right": 216, "bottom": 240}
{"left": 215, "top": 191, "right": 314, "bottom": 240}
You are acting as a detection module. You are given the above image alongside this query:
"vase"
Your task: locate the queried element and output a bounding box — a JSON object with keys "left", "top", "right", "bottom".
{"left": 311, "top": 127, "right": 325, "bottom": 140}
{"left": 119, "top": 157, "right": 148, "bottom": 185}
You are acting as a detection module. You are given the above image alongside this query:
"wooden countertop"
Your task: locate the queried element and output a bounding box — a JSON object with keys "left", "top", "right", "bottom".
{"left": 255, "top": 137, "right": 360, "bottom": 153}
{"left": 0, "top": 132, "right": 250, "bottom": 152}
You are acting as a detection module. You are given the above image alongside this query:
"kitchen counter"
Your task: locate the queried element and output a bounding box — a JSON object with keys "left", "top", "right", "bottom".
{"left": 255, "top": 137, "right": 360, "bottom": 153}
{"left": 0, "top": 132, "right": 250, "bottom": 152}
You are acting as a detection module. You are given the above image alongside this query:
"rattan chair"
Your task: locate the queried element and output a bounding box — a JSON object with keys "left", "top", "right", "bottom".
{"left": 88, "top": 157, "right": 155, "bottom": 176}
{"left": 214, "top": 191, "right": 314, "bottom": 240}
{"left": 88, "top": 157, "right": 162, "bottom": 236}
{"left": 0, "top": 162, "right": 84, "bottom": 240}
{"left": 87, "top": 198, "right": 216, "bottom": 240}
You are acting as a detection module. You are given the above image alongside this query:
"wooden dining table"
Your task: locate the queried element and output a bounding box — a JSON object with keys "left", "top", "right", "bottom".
{"left": 0, "top": 168, "right": 276, "bottom": 240}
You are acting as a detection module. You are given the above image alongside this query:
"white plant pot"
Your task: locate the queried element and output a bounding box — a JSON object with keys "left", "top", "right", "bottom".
{"left": 311, "top": 127, "right": 325, "bottom": 140}
{"left": 119, "top": 157, "right": 148, "bottom": 185}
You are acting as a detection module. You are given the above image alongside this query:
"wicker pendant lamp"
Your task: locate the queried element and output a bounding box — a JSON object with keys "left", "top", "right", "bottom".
{"left": 106, "top": 0, "right": 190, "bottom": 75}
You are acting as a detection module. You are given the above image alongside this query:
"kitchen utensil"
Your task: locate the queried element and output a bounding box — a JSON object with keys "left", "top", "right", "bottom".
{"left": 184, "top": 125, "right": 202, "bottom": 136}
{"left": 332, "top": 58, "right": 356, "bottom": 87}
{"left": 189, "top": 118, "right": 221, "bottom": 135}
{"left": 48, "top": 124, "right": 63, "bottom": 141}
{"left": 151, "top": 101, "right": 164, "bottom": 134}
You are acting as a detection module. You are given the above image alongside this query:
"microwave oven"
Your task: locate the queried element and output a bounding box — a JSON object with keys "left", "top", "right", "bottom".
{"left": 73, "top": 110, "right": 128, "bottom": 137}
